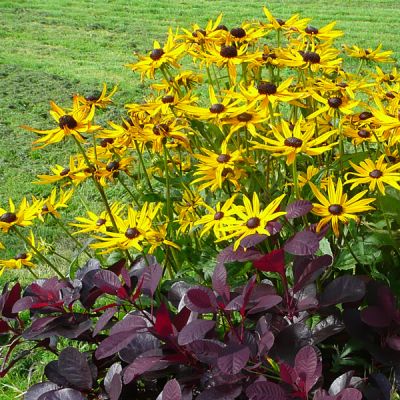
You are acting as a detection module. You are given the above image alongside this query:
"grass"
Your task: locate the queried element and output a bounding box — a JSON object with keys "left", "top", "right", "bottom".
{"left": 0, "top": 0, "right": 399, "bottom": 397}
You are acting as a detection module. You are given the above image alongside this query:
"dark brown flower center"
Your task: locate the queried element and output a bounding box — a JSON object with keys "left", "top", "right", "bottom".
{"left": 230, "top": 27, "right": 246, "bottom": 38}
{"left": 209, "top": 103, "right": 225, "bottom": 114}
{"left": 192, "top": 29, "right": 206, "bottom": 37}
{"left": 0, "top": 212, "right": 17, "bottom": 223}
{"left": 305, "top": 25, "right": 319, "bottom": 34}
{"left": 237, "top": 112, "right": 252, "bottom": 122}
{"left": 59, "top": 115, "right": 78, "bottom": 129}
{"left": 214, "top": 211, "right": 224, "bottom": 220}
{"left": 215, "top": 24, "right": 228, "bottom": 31}
{"left": 153, "top": 124, "right": 169, "bottom": 135}
{"left": 246, "top": 217, "right": 260, "bottom": 229}
{"left": 162, "top": 95, "right": 175, "bottom": 104}
{"left": 337, "top": 82, "right": 348, "bottom": 88}
{"left": 220, "top": 45, "right": 238, "bottom": 58}
{"left": 150, "top": 48, "right": 164, "bottom": 61}
{"left": 100, "top": 138, "right": 114, "bottom": 147}
{"left": 41, "top": 205, "right": 49, "bottom": 213}
{"left": 14, "top": 253, "right": 28, "bottom": 260}
{"left": 96, "top": 218, "right": 106, "bottom": 226}
{"left": 276, "top": 18, "right": 285, "bottom": 26}
{"left": 217, "top": 154, "right": 231, "bottom": 163}
{"left": 221, "top": 167, "right": 233, "bottom": 177}
{"left": 257, "top": 82, "right": 277, "bottom": 95}
{"left": 386, "top": 92, "right": 395, "bottom": 99}
{"left": 328, "top": 204, "right": 343, "bottom": 215}
{"left": 106, "top": 161, "right": 120, "bottom": 172}
{"left": 284, "top": 137, "right": 303, "bottom": 148}
{"left": 60, "top": 167, "right": 70, "bottom": 176}
{"left": 262, "top": 52, "right": 277, "bottom": 61}
{"left": 369, "top": 169, "right": 383, "bottom": 179}
{"left": 125, "top": 227, "right": 140, "bottom": 239}
{"left": 328, "top": 97, "right": 342, "bottom": 108}
{"left": 302, "top": 51, "right": 320, "bottom": 64}
{"left": 359, "top": 111, "right": 373, "bottom": 120}
{"left": 85, "top": 91, "right": 101, "bottom": 102}
{"left": 357, "top": 129, "right": 370, "bottom": 138}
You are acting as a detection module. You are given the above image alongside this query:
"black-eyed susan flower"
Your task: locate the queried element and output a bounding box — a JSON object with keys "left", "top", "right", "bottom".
{"left": 192, "top": 141, "right": 244, "bottom": 191}
{"left": 251, "top": 119, "right": 337, "bottom": 165}
{"left": 77, "top": 83, "right": 118, "bottom": 110}
{"left": 127, "top": 30, "right": 185, "bottom": 80}
{"left": 0, "top": 198, "right": 39, "bottom": 233}
{"left": 373, "top": 66, "right": 400, "bottom": 84}
{"left": 194, "top": 195, "right": 237, "bottom": 239}
{"left": 35, "top": 188, "right": 74, "bottom": 221}
{"left": 299, "top": 22, "right": 343, "bottom": 43}
{"left": 34, "top": 155, "right": 91, "bottom": 186}
{"left": 176, "top": 190, "right": 205, "bottom": 235}
{"left": 22, "top": 96, "right": 101, "bottom": 148}
{"left": 0, "top": 251, "right": 35, "bottom": 276}
{"left": 345, "top": 155, "right": 400, "bottom": 195}
{"left": 307, "top": 92, "right": 359, "bottom": 119}
{"left": 343, "top": 44, "right": 394, "bottom": 64}
{"left": 147, "top": 224, "right": 180, "bottom": 254}
{"left": 91, "top": 202, "right": 161, "bottom": 253}
{"left": 94, "top": 157, "right": 134, "bottom": 187}
{"left": 71, "top": 202, "right": 125, "bottom": 235}
{"left": 217, "top": 192, "right": 286, "bottom": 250}
{"left": 309, "top": 177, "right": 375, "bottom": 237}
{"left": 262, "top": 6, "right": 309, "bottom": 33}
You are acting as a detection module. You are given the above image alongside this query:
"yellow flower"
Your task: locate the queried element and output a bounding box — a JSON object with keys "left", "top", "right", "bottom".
{"left": 0, "top": 198, "right": 39, "bottom": 233}
{"left": 307, "top": 92, "right": 359, "bottom": 119}
{"left": 192, "top": 141, "right": 244, "bottom": 191}
{"left": 71, "top": 202, "right": 125, "bottom": 235}
{"left": 176, "top": 190, "right": 205, "bottom": 235}
{"left": 217, "top": 193, "right": 286, "bottom": 251}
{"left": 262, "top": 6, "right": 309, "bottom": 32}
{"left": 77, "top": 83, "right": 118, "bottom": 110}
{"left": 22, "top": 96, "right": 101, "bottom": 148}
{"left": 127, "top": 30, "right": 185, "bottom": 80}
{"left": 251, "top": 119, "right": 336, "bottom": 165}
{"left": 310, "top": 177, "right": 375, "bottom": 237}
{"left": 35, "top": 188, "right": 74, "bottom": 221}
{"left": 94, "top": 157, "right": 134, "bottom": 187}
{"left": 91, "top": 203, "right": 161, "bottom": 253}
{"left": 343, "top": 44, "right": 394, "bottom": 63}
{"left": 345, "top": 155, "right": 400, "bottom": 195}
{"left": 299, "top": 22, "right": 343, "bottom": 43}
{"left": 34, "top": 155, "right": 90, "bottom": 186}
{"left": 194, "top": 195, "right": 237, "bottom": 239}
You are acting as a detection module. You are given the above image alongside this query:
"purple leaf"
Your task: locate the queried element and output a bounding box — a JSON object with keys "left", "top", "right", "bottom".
{"left": 253, "top": 248, "right": 285, "bottom": 277}
{"left": 328, "top": 371, "right": 355, "bottom": 395}
{"left": 2, "top": 282, "right": 21, "bottom": 318}
{"left": 319, "top": 275, "right": 366, "bottom": 307}
{"left": 312, "top": 315, "right": 344, "bottom": 344}
{"left": 93, "top": 307, "right": 117, "bottom": 337}
{"left": 93, "top": 270, "right": 124, "bottom": 296}
{"left": 239, "top": 233, "right": 268, "bottom": 248}
{"left": 212, "top": 263, "right": 230, "bottom": 302}
{"left": 154, "top": 303, "right": 174, "bottom": 337}
{"left": 178, "top": 319, "right": 215, "bottom": 346}
{"left": 110, "top": 314, "right": 147, "bottom": 335}
{"left": 217, "top": 343, "right": 250, "bottom": 375}
{"left": 217, "top": 245, "right": 261, "bottom": 265}
{"left": 286, "top": 200, "right": 313, "bottom": 219}
{"left": 196, "top": 384, "right": 242, "bottom": 400}
{"left": 248, "top": 295, "right": 282, "bottom": 314}
{"left": 386, "top": 335, "right": 400, "bottom": 351}
{"left": 188, "top": 339, "right": 225, "bottom": 363}
{"left": 361, "top": 306, "right": 392, "bottom": 327}
{"left": 37, "top": 388, "right": 86, "bottom": 400}
{"left": 284, "top": 231, "right": 319, "bottom": 256}
{"left": 25, "top": 383, "right": 60, "bottom": 400}
{"left": 185, "top": 287, "right": 217, "bottom": 313}
{"left": 0, "top": 320, "right": 9, "bottom": 333}
{"left": 12, "top": 296, "right": 36, "bottom": 313}
{"left": 58, "top": 347, "right": 93, "bottom": 391}
{"left": 294, "top": 345, "right": 321, "bottom": 394}
{"left": 95, "top": 331, "right": 141, "bottom": 360}
{"left": 45, "top": 361, "right": 70, "bottom": 387}
{"left": 123, "top": 350, "right": 166, "bottom": 384}
{"left": 246, "top": 381, "right": 287, "bottom": 400}
{"left": 104, "top": 363, "right": 122, "bottom": 400}
{"left": 335, "top": 388, "right": 363, "bottom": 400}
{"left": 293, "top": 255, "right": 333, "bottom": 293}
{"left": 258, "top": 330, "right": 275, "bottom": 357}
{"left": 160, "top": 379, "right": 182, "bottom": 400}
{"left": 141, "top": 263, "right": 163, "bottom": 297}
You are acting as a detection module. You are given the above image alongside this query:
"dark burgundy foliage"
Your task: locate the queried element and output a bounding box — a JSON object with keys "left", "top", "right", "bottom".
{"left": 0, "top": 246, "right": 395, "bottom": 399}
{"left": 286, "top": 199, "right": 313, "bottom": 219}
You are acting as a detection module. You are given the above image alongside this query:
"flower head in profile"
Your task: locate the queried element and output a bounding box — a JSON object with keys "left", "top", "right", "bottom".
{"left": 22, "top": 96, "right": 100, "bottom": 148}
{"left": 0, "top": 198, "right": 39, "bottom": 233}
{"left": 217, "top": 193, "right": 286, "bottom": 250}
{"left": 343, "top": 44, "right": 394, "bottom": 63}
{"left": 35, "top": 188, "right": 74, "bottom": 221}
{"left": 77, "top": 83, "right": 118, "bottom": 110}
{"left": 345, "top": 155, "right": 400, "bottom": 195}
{"left": 310, "top": 177, "right": 375, "bottom": 237}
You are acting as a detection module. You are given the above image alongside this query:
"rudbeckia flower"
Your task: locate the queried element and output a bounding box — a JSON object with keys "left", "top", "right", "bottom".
{"left": 343, "top": 44, "right": 394, "bottom": 63}
{"left": 217, "top": 192, "right": 286, "bottom": 250}
{"left": 77, "top": 83, "right": 118, "bottom": 111}
{"left": 345, "top": 155, "right": 400, "bottom": 195}
{"left": 251, "top": 119, "right": 337, "bottom": 165}
{"left": 262, "top": 6, "right": 309, "bottom": 33}
{"left": 310, "top": 177, "right": 375, "bottom": 237}
{"left": 22, "top": 96, "right": 100, "bottom": 148}
{"left": 0, "top": 198, "right": 39, "bottom": 233}
{"left": 35, "top": 188, "right": 74, "bottom": 221}
{"left": 299, "top": 22, "right": 343, "bottom": 43}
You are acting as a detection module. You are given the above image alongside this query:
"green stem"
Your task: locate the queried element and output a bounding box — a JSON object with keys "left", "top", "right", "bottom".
{"left": 118, "top": 175, "right": 140, "bottom": 207}
{"left": 292, "top": 157, "right": 300, "bottom": 199}
{"left": 134, "top": 140, "right": 153, "bottom": 191}
{"left": 12, "top": 227, "right": 65, "bottom": 279}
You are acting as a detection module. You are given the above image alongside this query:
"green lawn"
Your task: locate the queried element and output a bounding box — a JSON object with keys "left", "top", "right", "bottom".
{"left": 0, "top": 1, "right": 399, "bottom": 397}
